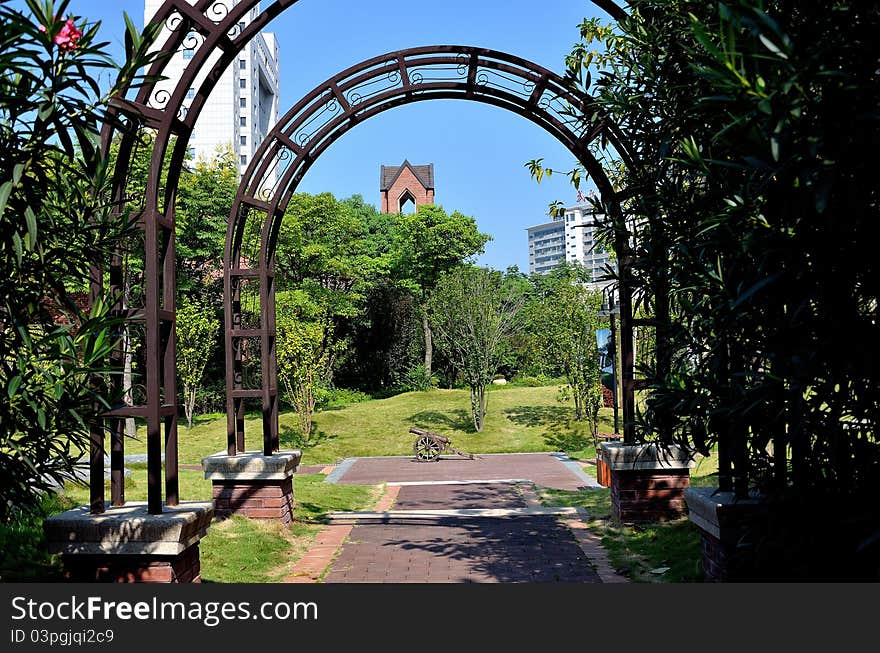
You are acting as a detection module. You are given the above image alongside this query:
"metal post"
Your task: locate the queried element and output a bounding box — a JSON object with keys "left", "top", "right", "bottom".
{"left": 609, "top": 292, "right": 620, "bottom": 435}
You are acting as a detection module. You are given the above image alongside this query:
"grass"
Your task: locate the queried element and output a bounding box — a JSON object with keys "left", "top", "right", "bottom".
{"left": 122, "top": 385, "right": 615, "bottom": 466}
{"left": 0, "top": 494, "right": 74, "bottom": 582}
{"left": 4, "top": 385, "right": 723, "bottom": 583}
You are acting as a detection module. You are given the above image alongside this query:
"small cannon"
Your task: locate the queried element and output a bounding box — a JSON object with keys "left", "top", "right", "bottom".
{"left": 409, "top": 427, "right": 476, "bottom": 462}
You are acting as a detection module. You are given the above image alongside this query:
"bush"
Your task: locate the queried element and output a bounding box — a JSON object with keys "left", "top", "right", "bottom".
{"left": 512, "top": 374, "right": 560, "bottom": 387}
{"left": 318, "top": 388, "right": 371, "bottom": 410}
{"left": 393, "top": 364, "right": 437, "bottom": 393}
{"left": 0, "top": 494, "right": 76, "bottom": 581}
{"left": 0, "top": 2, "right": 159, "bottom": 520}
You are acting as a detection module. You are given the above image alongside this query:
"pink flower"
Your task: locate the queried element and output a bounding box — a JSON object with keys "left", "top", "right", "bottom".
{"left": 53, "top": 18, "right": 82, "bottom": 52}
{"left": 38, "top": 24, "right": 47, "bottom": 33}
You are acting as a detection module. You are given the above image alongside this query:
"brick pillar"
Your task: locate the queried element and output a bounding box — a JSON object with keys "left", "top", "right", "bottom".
{"left": 44, "top": 502, "right": 213, "bottom": 584}
{"left": 684, "top": 486, "right": 765, "bottom": 582}
{"left": 601, "top": 442, "right": 695, "bottom": 523}
{"left": 61, "top": 543, "right": 202, "bottom": 583}
{"left": 202, "top": 449, "right": 301, "bottom": 524}
{"left": 610, "top": 469, "right": 690, "bottom": 522}
{"left": 212, "top": 477, "right": 293, "bottom": 523}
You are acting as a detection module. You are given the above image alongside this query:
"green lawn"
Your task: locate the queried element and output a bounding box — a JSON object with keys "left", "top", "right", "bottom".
{"left": 123, "top": 385, "right": 614, "bottom": 466}
{"left": 2, "top": 385, "right": 719, "bottom": 583}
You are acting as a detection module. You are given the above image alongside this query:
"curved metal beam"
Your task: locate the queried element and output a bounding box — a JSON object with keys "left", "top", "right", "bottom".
{"left": 222, "top": 45, "right": 632, "bottom": 454}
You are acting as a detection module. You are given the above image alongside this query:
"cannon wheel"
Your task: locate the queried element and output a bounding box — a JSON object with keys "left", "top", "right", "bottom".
{"left": 414, "top": 435, "right": 442, "bottom": 462}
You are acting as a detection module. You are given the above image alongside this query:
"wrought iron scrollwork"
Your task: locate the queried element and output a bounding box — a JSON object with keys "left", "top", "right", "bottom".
{"left": 290, "top": 91, "right": 342, "bottom": 150}
{"left": 344, "top": 60, "right": 403, "bottom": 107}
{"left": 150, "top": 88, "right": 171, "bottom": 110}
{"left": 473, "top": 66, "right": 537, "bottom": 100}
{"left": 182, "top": 30, "right": 204, "bottom": 52}
{"left": 164, "top": 11, "right": 183, "bottom": 32}
{"left": 207, "top": 1, "right": 230, "bottom": 23}
{"left": 256, "top": 147, "right": 293, "bottom": 203}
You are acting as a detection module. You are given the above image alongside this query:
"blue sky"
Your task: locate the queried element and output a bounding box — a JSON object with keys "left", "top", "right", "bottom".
{"left": 46, "top": 1, "right": 609, "bottom": 272}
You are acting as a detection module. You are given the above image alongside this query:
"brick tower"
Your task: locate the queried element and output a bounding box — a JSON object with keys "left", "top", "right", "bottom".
{"left": 380, "top": 161, "right": 435, "bottom": 214}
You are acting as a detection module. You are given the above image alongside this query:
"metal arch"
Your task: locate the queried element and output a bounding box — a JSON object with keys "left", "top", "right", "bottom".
{"left": 223, "top": 45, "right": 638, "bottom": 456}
{"left": 93, "top": 0, "right": 632, "bottom": 515}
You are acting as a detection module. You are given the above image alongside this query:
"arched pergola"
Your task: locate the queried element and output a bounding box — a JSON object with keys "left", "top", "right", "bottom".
{"left": 223, "top": 45, "right": 636, "bottom": 457}
{"left": 96, "top": 0, "right": 635, "bottom": 515}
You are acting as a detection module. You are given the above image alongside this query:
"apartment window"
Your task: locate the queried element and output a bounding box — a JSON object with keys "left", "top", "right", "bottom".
{"left": 239, "top": 59, "right": 246, "bottom": 70}
{"left": 183, "top": 48, "right": 194, "bottom": 59}
{"left": 240, "top": 78, "right": 247, "bottom": 89}
{"left": 240, "top": 117, "right": 247, "bottom": 127}
{"left": 240, "top": 136, "right": 247, "bottom": 146}
{"left": 186, "top": 87, "right": 195, "bottom": 100}
{"left": 240, "top": 155, "right": 247, "bottom": 166}
{"left": 240, "top": 97, "right": 247, "bottom": 108}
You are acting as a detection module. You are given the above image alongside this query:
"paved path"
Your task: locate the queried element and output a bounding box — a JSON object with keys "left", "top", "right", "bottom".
{"left": 323, "top": 515, "right": 601, "bottom": 583}
{"left": 326, "top": 452, "right": 599, "bottom": 490}
{"left": 287, "top": 454, "right": 625, "bottom": 584}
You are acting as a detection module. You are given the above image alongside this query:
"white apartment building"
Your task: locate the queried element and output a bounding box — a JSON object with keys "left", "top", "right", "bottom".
{"left": 527, "top": 204, "right": 613, "bottom": 290}
{"left": 145, "top": 0, "right": 280, "bottom": 178}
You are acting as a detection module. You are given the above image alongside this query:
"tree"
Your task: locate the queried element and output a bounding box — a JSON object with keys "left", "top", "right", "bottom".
{"left": 0, "top": 0, "right": 159, "bottom": 520}
{"left": 428, "top": 266, "right": 523, "bottom": 432}
{"left": 175, "top": 146, "right": 238, "bottom": 303}
{"left": 552, "top": 1, "right": 880, "bottom": 576}
{"left": 176, "top": 299, "right": 219, "bottom": 429}
{"left": 275, "top": 292, "right": 344, "bottom": 441}
{"left": 393, "top": 205, "right": 490, "bottom": 381}
{"left": 531, "top": 265, "right": 604, "bottom": 431}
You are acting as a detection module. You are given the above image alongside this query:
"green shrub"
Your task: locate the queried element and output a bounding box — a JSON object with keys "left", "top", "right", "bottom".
{"left": 394, "top": 364, "right": 437, "bottom": 393}
{"left": 318, "top": 388, "right": 372, "bottom": 410}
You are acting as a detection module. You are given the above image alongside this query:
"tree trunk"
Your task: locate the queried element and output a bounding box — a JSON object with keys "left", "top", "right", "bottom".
{"left": 185, "top": 385, "right": 195, "bottom": 430}
{"left": 470, "top": 384, "right": 487, "bottom": 432}
{"left": 573, "top": 383, "right": 584, "bottom": 422}
{"left": 422, "top": 310, "right": 433, "bottom": 381}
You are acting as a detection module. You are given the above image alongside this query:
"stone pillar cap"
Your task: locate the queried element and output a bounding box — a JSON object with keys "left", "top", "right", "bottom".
{"left": 600, "top": 441, "right": 696, "bottom": 471}
{"left": 684, "top": 486, "right": 765, "bottom": 539}
{"left": 44, "top": 501, "right": 214, "bottom": 556}
{"left": 202, "top": 449, "right": 302, "bottom": 481}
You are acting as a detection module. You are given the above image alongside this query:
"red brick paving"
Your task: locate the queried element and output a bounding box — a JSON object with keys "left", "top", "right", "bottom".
{"left": 335, "top": 453, "right": 589, "bottom": 490}
{"left": 392, "top": 483, "right": 526, "bottom": 510}
{"left": 286, "top": 455, "right": 623, "bottom": 584}
{"left": 323, "top": 516, "right": 601, "bottom": 583}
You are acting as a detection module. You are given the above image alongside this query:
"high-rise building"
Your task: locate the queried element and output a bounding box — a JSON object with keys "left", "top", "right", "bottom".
{"left": 526, "top": 204, "right": 613, "bottom": 289}
{"left": 144, "top": 1, "right": 280, "bottom": 177}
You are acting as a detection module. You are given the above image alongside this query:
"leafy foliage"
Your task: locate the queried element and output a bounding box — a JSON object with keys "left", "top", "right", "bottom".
{"left": 0, "top": 0, "right": 159, "bottom": 520}
{"left": 176, "top": 299, "right": 219, "bottom": 429}
{"left": 428, "top": 266, "right": 524, "bottom": 431}
{"left": 530, "top": 265, "right": 604, "bottom": 434}
{"left": 275, "top": 293, "right": 345, "bottom": 442}
{"left": 554, "top": 0, "right": 880, "bottom": 576}
{"left": 392, "top": 204, "right": 491, "bottom": 381}
{"left": 175, "top": 146, "right": 238, "bottom": 303}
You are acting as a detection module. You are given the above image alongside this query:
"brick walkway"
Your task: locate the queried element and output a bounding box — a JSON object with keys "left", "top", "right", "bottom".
{"left": 323, "top": 515, "right": 601, "bottom": 583}
{"left": 329, "top": 453, "right": 596, "bottom": 490}
{"left": 287, "top": 454, "right": 626, "bottom": 584}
